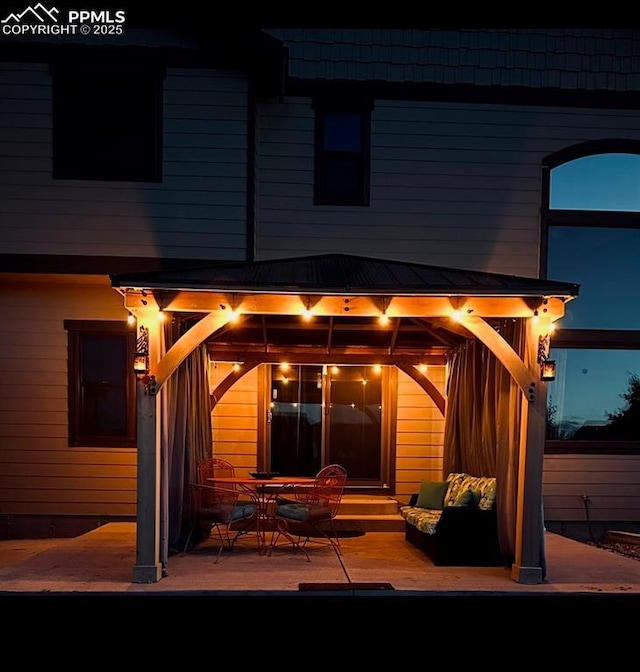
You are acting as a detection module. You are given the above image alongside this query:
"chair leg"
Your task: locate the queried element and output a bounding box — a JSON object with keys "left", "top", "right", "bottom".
{"left": 268, "top": 518, "right": 311, "bottom": 562}
{"left": 213, "top": 524, "right": 228, "bottom": 564}
{"left": 309, "top": 521, "right": 342, "bottom": 557}
{"left": 182, "top": 521, "right": 196, "bottom": 555}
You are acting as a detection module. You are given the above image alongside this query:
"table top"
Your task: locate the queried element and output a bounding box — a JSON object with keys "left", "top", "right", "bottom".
{"left": 207, "top": 475, "right": 316, "bottom": 486}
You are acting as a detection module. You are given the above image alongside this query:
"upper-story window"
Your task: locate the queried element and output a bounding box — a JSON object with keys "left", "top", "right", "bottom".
{"left": 543, "top": 145, "right": 640, "bottom": 452}
{"left": 314, "top": 98, "right": 371, "bottom": 206}
{"left": 52, "top": 62, "right": 163, "bottom": 182}
{"left": 65, "top": 320, "right": 136, "bottom": 448}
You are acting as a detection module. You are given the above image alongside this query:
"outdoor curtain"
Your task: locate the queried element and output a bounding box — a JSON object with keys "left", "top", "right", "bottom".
{"left": 159, "top": 317, "right": 212, "bottom": 568}
{"left": 443, "top": 318, "right": 526, "bottom": 565}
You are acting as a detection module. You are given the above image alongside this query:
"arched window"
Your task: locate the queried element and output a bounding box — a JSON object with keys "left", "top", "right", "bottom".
{"left": 543, "top": 145, "right": 640, "bottom": 452}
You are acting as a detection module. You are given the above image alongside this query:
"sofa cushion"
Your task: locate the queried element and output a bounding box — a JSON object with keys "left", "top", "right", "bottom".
{"left": 444, "top": 472, "right": 497, "bottom": 510}
{"left": 451, "top": 488, "right": 481, "bottom": 508}
{"left": 415, "top": 480, "right": 449, "bottom": 510}
{"left": 443, "top": 472, "right": 469, "bottom": 506}
{"left": 400, "top": 506, "right": 443, "bottom": 535}
{"left": 461, "top": 475, "right": 497, "bottom": 510}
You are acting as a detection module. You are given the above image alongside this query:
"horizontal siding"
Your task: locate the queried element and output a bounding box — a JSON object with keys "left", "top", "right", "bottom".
{"left": 0, "top": 277, "right": 136, "bottom": 517}
{"left": 543, "top": 454, "right": 640, "bottom": 522}
{"left": 0, "top": 63, "right": 248, "bottom": 261}
{"left": 210, "top": 362, "right": 259, "bottom": 474}
{"left": 394, "top": 367, "right": 446, "bottom": 500}
{"left": 257, "top": 97, "right": 640, "bottom": 276}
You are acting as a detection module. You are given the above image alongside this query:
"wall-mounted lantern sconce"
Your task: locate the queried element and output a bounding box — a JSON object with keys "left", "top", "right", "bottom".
{"left": 540, "top": 359, "right": 556, "bottom": 382}
{"left": 537, "top": 333, "right": 550, "bottom": 364}
{"left": 133, "top": 325, "right": 149, "bottom": 375}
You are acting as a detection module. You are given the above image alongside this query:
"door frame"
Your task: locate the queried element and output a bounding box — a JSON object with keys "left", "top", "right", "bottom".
{"left": 258, "top": 362, "right": 397, "bottom": 494}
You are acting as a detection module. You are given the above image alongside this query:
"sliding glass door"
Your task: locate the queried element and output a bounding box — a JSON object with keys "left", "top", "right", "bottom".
{"left": 268, "top": 364, "right": 383, "bottom": 482}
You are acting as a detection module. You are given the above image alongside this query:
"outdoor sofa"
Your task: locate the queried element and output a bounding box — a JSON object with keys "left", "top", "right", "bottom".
{"left": 400, "top": 472, "right": 504, "bottom": 567}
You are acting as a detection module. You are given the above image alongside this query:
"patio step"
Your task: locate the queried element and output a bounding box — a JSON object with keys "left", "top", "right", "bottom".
{"left": 334, "top": 495, "right": 404, "bottom": 533}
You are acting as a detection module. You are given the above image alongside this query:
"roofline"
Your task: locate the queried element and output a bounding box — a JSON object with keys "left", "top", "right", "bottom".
{"left": 112, "top": 282, "right": 578, "bottom": 299}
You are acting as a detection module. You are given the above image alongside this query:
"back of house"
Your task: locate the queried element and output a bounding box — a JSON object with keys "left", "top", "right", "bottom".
{"left": 0, "top": 21, "right": 638, "bottom": 540}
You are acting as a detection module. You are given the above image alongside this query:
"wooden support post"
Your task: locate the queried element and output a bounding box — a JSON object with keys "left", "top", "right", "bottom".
{"left": 511, "top": 318, "right": 547, "bottom": 584}
{"left": 132, "top": 316, "right": 162, "bottom": 584}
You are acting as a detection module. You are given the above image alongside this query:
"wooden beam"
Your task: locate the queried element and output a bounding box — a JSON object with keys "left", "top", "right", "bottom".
{"left": 327, "top": 316, "right": 334, "bottom": 354}
{"left": 151, "top": 312, "right": 229, "bottom": 388}
{"left": 389, "top": 317, "right": 401, "bottom": 354}
{"left": 211, "top": 359, "right": 261, "bottom": 410}
{"left": 410, "top": 317, "right": 459, "bottom": 345}
{"left": 207, "top": 350, "right": 448, "bottom": 366}
{"left": 461, "top": 316, "right": 535, "bottom": 400}
{"left": 396, "top": 363, "right": 446, "bottom": 415}
{"left": 261, "top": 315, "right": 268, "bottom": 352}
{"left": 422, "top": 316, "right": 475, "bottom": 339}
{"left": 124, "top": 291, "right": 569, "bottom": 320}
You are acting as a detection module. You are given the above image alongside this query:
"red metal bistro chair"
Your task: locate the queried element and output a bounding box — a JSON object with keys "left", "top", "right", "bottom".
{"left": 267, "top": 464, "right": 347, "bottom": 561}
{"left": 183, "top": 457, "right": 259, "bottom": 560}
{"left": 197, "top": 456, "right": 235, "bottom": 483}
{"left": 183, "top": 483, "right": 259, "bottom": 562}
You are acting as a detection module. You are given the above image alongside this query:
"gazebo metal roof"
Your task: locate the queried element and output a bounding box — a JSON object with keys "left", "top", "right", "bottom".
{"left": 111, "top": 253, "right": 580, "bottom": 298}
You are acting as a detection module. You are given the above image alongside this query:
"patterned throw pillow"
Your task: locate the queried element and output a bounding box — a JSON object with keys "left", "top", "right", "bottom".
{"left": 451, "top": 488, "right": 481, "bottom": 508}
{"left": 444, "top": 473, "right": 497, "bottom": 510}
{"left": 463, "top": 476, "right": 497, "bottom": 510}
{"left": 443, "top": 472, "right": 468, "bottom": 506}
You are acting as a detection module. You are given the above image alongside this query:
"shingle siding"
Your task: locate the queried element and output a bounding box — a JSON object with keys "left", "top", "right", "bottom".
{"left": 266, "top": 29, "right": 640, "bottom": 92}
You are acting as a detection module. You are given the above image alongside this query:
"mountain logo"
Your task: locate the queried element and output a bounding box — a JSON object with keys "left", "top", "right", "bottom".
{"left": 1, "top": 3, "right": 59, "bottom": 23}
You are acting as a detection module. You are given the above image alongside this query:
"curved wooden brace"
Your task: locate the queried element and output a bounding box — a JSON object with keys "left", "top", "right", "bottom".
{"left": 152, "top": 312, "right": 229, "bottom": 389}
{"left": 210, "top": 359, "right": 261, "bottom": 411}
{"left": 461, "top": 316, "right": 534, "bottom": 399}
{"left": 396, "top": 362, "right": 446, "bottom": 416}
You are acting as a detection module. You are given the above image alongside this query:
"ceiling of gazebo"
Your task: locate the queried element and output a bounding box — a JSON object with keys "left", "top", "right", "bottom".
{"left": 194, "top": 312, "right": 471, "bottom": 361}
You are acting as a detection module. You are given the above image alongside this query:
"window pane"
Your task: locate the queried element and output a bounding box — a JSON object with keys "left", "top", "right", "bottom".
{"left": 324, "top": 155, "right": 361, "bottom": 201}
{"left": 324, "top": 112, "right": 361, "bottom": 152}
{"left": 82, "top": 336, "right": 127, "bottom": 383}
{"left": 328, "top": 366, "right": 382, "bottom": 479}
{"left": 550, "top": 153, "right": 640, "bottom": 211}
{"left": 548, "top": 227, "right": 640, "bottom": 329}
{"left": 66, "top": 323, "right": 135, "bottom": 447}
{"left": 81, "top": 385, "right": 128, "bottom": 434}
{"left": 546, "top": 348, "right": 640, "bottom": 441}
{"left": 270, "top": 365, "right": 323, "bottom": 476}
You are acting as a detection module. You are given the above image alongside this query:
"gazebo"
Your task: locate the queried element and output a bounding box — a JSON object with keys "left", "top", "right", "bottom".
{"left": 111, "top": 253, "right": 579, "bottom": 585}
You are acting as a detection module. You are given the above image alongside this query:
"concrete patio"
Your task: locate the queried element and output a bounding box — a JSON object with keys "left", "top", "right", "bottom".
{"left": 1, "top": 522, "right": 639, "bottom": 598}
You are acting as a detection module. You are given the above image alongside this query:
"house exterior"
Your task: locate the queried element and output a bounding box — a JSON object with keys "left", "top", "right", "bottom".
{"left": 1, "top": 21, "right": 639, "bottom": 583}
